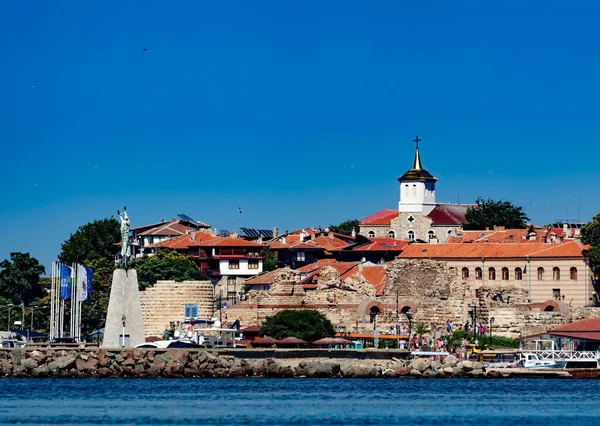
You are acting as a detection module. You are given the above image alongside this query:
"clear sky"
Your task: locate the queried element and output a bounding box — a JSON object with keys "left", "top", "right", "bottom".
{"left": 1, "top": 1, "right": 599, "bottom": 274}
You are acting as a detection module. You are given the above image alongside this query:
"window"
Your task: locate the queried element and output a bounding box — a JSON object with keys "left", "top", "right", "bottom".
{"left": 408, "top": 231, "right": 414, "bottom": 241}
{"left": 502, "top": 267, "right": 509, "bottom": 280}
{"left": 248, "top": 259, "right": 259, "bottom": 269}
{"left": 228, "top": 260, "right": 239, "bottom": 269}
{"left": 515, "top": 267, "right": 523, "bottom": 280}
{"left": 475, "top": 267, "right": 482, "bottom": 280}
{"left": 297, "top": 252, "right": 305, "bottom": 262}
{"left": 553, "top": 267, "right": 560, "bottom": 280}
{"left": 185, "top": 303, "right": 198, "bottom": 320}
{"left": 388, "top": 230, "right": 396, "bottom": 238}
{"left": 489, "top": 267, "right": 496, "bottom": 280}
{"left": 570, "top": 267, "right": 577, "bottom": 280}
{"left": 462, "top": 267, "right": 469, "bottom": 280}
{"left": 428, "top": 231, "right": 434, "bottom": 241}
{"left": 412, "top": 184, "right": 417, "bottom": 196}
{"left": 553, "top": 288, "right": 561, "bottom": 299}
{"left": 404, "top": 184, "right": 409, "bottom": 196}
{"left": 537, "top": 267, "right": 545, "bottom": 280}
{"left": 368, "top": 231, "right": 375, "bottom": 238}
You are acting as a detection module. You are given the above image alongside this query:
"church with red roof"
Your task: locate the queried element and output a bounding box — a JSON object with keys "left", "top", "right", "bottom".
{"left": 360, "top": 137, "right": 472, "bottom": 242}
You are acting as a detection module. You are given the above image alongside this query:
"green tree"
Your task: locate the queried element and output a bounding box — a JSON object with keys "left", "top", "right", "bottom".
{"left": 464, "top": 198, "right": 529, "bottom": 230}
{"left": 329, "top": 219, "right": 360, "bottom": 237}
{"left": 130, "top": 250, "right": 208, "bottom": 290}
{"left": 260, "top": 309, "right": 335, "bottom": 342}
{"left": 262, "top": 247, "right": 279, "bottom": 272}
{"left": 415, "top": 321, "right": 430, "bottom": 338}
{"left": 59, "top": 218, "right": 121, "bottom": 264}
{"left": 581, "top": 213, "right": 600, "bottom": 275}
{"left": 0, "top": 252, "right": 46, "bottom": 305}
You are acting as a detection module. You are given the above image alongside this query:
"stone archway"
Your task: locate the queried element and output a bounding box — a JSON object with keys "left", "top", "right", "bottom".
{"left": 540, "top": 300, "right": 562, "bottom": 312}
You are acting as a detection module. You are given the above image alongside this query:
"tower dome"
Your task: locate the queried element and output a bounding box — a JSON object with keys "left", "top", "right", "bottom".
{"left": 398, "top": 137, "right": 437, "bottom": 214}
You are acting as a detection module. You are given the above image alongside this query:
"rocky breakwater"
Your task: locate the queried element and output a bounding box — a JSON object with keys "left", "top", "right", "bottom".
{"left": 0, "top": 349, "right": 571, "bottom": 378}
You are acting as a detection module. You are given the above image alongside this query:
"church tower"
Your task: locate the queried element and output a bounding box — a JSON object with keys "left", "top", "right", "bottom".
{"left": 398, "top": 137, "right": 437, "bottom": 215}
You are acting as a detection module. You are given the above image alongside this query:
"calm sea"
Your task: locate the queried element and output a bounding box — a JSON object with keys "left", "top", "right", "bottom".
{"left": 0, "top": 378, "right": 599, "bottom": 425}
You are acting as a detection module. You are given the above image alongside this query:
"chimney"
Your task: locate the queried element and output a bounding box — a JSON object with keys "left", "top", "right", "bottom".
{"left": 351, "top": 228, "right": 356, "bottom": 238}
{"left": 273, "top": 227, "right": 279, "bottom": 238}
{"left": 493, "top": 225, "right": 505, "bottom": 231}
{"left": 310, "top": 229, "right": 316, "bottom": 240}
{"left": 172, "top": 218, "right": 177, "bottom": 223}
{"left": 231, "top": 231, "right": 238, "bottom": 238}
{"left": 258, "top": 235, "right": 263, "bottom": 244}
{"left": 358, "top": 263, "right": 364, "bottom": 272}
{"left": 191, "top": 232, "right": 196, "bottom": 241}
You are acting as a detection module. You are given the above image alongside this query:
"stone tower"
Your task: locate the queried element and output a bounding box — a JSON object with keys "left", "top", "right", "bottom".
{"left": 397, "top": 137, "right": 437, "bottom": 215}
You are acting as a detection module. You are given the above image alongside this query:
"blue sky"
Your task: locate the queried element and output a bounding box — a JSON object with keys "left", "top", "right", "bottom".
{"left": 1, "top": 1, "right": 599, "bottom": 273}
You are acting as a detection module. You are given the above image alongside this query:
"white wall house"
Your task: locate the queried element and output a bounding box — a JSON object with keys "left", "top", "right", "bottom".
{"left": 219, "top": 259, "right": 264, "bottom": 276}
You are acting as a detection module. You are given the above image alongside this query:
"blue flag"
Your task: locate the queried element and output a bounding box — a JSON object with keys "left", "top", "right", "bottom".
{"left": 59, "top": 264, "right": 73, "bottom": 300}
{"left": 85, "top": 266, "right": 93, "bottom": 301}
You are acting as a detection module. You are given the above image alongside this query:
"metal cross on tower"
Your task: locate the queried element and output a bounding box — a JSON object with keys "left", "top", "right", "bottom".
{"left": 413, "top": 136, "right": 421, "bottom": 149}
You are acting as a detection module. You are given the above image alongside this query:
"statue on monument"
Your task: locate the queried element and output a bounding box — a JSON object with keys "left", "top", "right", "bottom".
{"left": 117, "top": 206, "right": 131, "bottom": 264}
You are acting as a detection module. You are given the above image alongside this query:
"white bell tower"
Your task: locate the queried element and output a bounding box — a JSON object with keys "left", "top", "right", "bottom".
{"left": 398, "top": 136, "right": 437, "bottom": 215}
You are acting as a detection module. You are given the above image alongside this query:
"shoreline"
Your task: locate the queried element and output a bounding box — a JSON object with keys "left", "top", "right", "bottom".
{"left": 0, "top": 348, "right": 597, "bottom": 379}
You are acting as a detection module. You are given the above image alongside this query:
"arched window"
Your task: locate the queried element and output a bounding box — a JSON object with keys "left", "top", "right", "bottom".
{"left": 369, "top": 306, "right": 380, "bottom": 323}
{"left": 412, "top": 184, "right": 417, "bottom": 196}
{"left": 404, "top": 184, "right": 409, "bottom": 196}
{"left": 428, "top": 231, "right": 434, "bottom": 241}
{"left": 515, "top": 267, "right": 523, "bottom": 280}
{"left": 368, "top": 231, "right": 375, "bottom": 238}
{"left": 570, "top": 267, "right": 577, "bottom": 280}
{"left": 462, "top": 267, "right": 469, "bottom": 280}
{"left": 475, "top": 267, "right": 482, "bottom": 280}
{"left": 489, "top": 267, "right": 496, "bottom": 280}
{"left": 537, "top": 267, "right": 545, "bottom": 280}
{"left": 553, "top": 267, "right": 560, "bottom": 280}
{"left": 502, "top": 267, "right": 509, "bottom": 280}
{"left": 408, "top": 230, "right": 414, "bottom": 241}
{"left": 388, "top": 230, "right": 396, "bottom": 238}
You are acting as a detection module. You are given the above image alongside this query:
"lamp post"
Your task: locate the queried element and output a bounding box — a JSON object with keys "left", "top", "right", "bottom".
{"left": 490, "top": 317, "right": 495, "bottom": 347}
{"left": 121, "top": 314, "right": 126, "bottom": 347}
{"left": 395, "top": 291, "right": 399, "bottom": 348}
{"left": 1, "top": 305, "right": 14, "bottom": 330}
{"left": 405, "top": 309, "right": 413, "bottom": 350}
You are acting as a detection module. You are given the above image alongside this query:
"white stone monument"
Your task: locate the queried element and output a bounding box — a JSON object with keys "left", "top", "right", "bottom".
{"left": 103, "top": 269, "right": 145, "bottom": 348}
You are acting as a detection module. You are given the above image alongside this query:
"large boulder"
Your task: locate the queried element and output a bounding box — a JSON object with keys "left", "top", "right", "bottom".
{"left": 442, "top": 355, "right": 459, "bottom": 366}
{"left": 47, "top": 355, "right": 77, "bottom": 374}
{"left": 410, "top": 358, "right": 431, "bottom": 373}
{"left": 20, "top": 358, "right": 38, "bottom": 371}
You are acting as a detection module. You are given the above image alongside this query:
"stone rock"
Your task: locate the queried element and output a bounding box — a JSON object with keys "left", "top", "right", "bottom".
{"left": 31, "top": 365, "right": 49, "bottom": 377}
{"left": 394, "top": 367, "right": 411, "bottom": 376}
{"left": 228, "top": 366, "right": 247, "bottom": 377}
{"left": 0, "top": 359, "right": 13, "bottom": 375}
{"left": 410, "top": 358, "right": 430, "bottom": 372}
{"left": 472, "top": 361, "right": 484, "bottom": 371}
{"left": 76, "top": 358, "right": 99, "bottom": 374}
{"left": 20, "top": 358, "right": 38, "bottom": 370}
{"left": 409, "top": 369, "right": 422, "bottom": 376}
{"left": 458, "top": 360, "right": 474, "bottom": 371}
{"left": 443, "top": 367, "right": 454, "bottom": 375}
{"left": 48, "top": 356, "right": 77, "bottom": 374}
{"left": 442, "top": 355, "right": 459, "bottom": 366}
{"left": 469, "top": 369, "right": 484, "bottom": 377}
{"left": 114, "top": 354, "right": 125, "bottom": 363}
{"left": 166, "top": 349, "right": 189, "bottom": 365}
{"left": 30, "top": 350, "right": 47, "bottom": 364}
{"left": 430, "top": 360, "right": 443, "bottom": 371}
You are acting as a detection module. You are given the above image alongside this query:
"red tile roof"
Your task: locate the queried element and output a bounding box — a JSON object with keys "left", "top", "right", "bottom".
{"left": 351, "top": 238, "right": 410, "bottom": 252}
{"left": 138, "top": 222, "right": 197, "bottom": 236}
{"left": 360, "top": 209, "right": 399, "bottom": 226}
{"left": 398, "top": 241, "right": 586, "bottom": 259}
{"left": 550, "top": 318, "right": 600, "bottom": 341}
{"left": 361, "top": 265, "right": 387, "bottom": 295}
{"left": 245, "top": 269, "right": 283, "bottom": 285}
{"left": 311, "top": 236, "right": 352, "bottom": 251}
{"left": 426, "top": 204, "right": 470, "bottom": 226}
{"left": 160, "top": 231, "right": 219, "bottom": 249}
{"left": 199, "top": 237, "right": 263, "bottom": 248}
{"left": 447, "top": 229, "right": 532, "bottom": 243}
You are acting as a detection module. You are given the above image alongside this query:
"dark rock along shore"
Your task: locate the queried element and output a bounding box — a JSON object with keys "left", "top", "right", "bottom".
{"left": 0, "top": 349, "right": 579, "bottom": 378}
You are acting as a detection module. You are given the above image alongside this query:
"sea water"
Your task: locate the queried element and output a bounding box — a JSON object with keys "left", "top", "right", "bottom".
{"left": 0, "top": 378, "right": 599, "bottom": 425}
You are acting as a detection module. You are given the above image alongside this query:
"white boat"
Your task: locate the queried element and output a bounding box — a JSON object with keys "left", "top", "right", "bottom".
{"left": 519, "top": 352, "right": 566, "bottom": 369}
{"left": 0, "top": 331, "right": 27, "bottom": 348}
